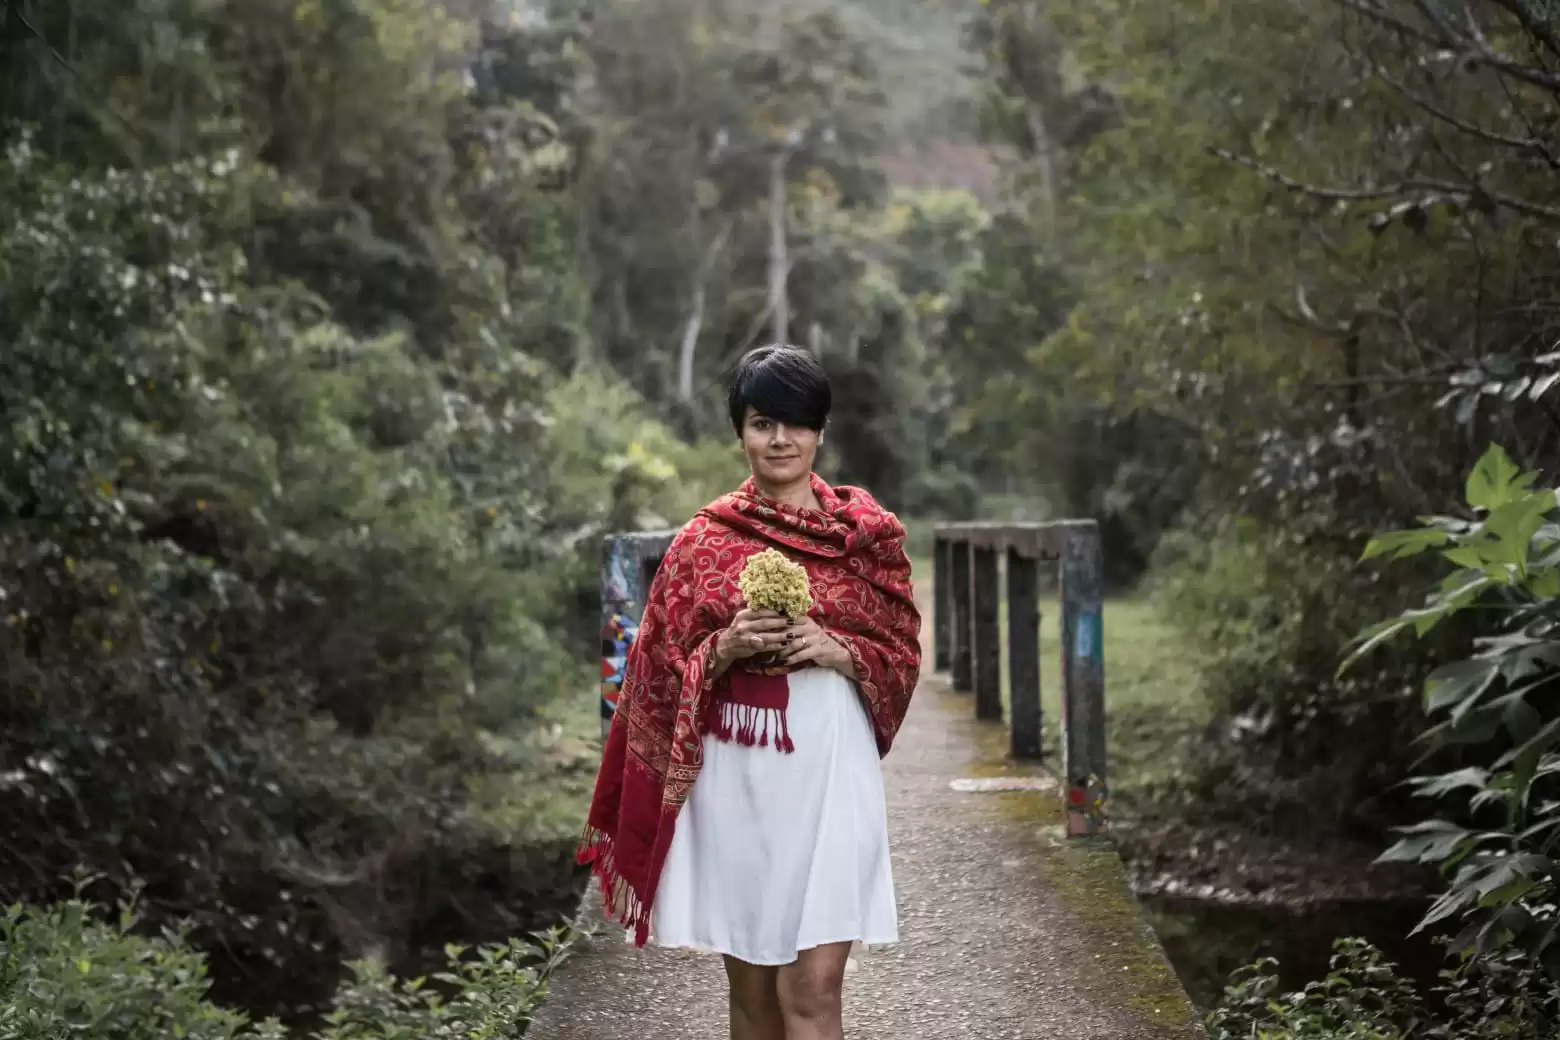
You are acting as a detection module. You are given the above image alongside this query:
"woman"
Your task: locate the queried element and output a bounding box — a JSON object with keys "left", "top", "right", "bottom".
{"left": 578, "top": 345, "right": 922, "bottom": 1040}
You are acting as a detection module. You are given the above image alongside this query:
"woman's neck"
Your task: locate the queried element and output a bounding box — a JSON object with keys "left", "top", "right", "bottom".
{"left": 753, "top": 474, "right": 819, "bottom": 510}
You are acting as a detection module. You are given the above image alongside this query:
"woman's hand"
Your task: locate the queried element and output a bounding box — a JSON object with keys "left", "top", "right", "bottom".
{"left": 778, "top": 615, "right": 855, "bottom": 678}
{"left": 713, "top": 608, "right": 792, "bottom": 674}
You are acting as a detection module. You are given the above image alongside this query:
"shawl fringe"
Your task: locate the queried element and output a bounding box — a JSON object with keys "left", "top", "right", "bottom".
{"left": 707, "top": 698, "right": 795, "bottom": 753}
{"left": 577, "top": 826, "right": 652, "bottom": 946}
{"left": 708, "top": 669, "right": 795, "bottom": 753}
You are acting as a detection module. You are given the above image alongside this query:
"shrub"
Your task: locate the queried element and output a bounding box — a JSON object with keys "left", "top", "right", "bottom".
{"left": 1207, "top": 937, "right": 1559, "bottom": 1040}
{"left": 0, "top": 129, "right": 706, "bottom": 1021}
{"left": 1149, "top": 519, "right": 1434, "bottom": 832}
{"left": 0, "top": 886, "right": 579, "bottom": 1040}
{"left": 1211, "top": 444, "right": 1560, "bottom": 1040}
{"left": 1346, "top": 445, "right": 1560, "bottom": 977}
{"left": 0, "top": 886, "right": 284, "bottom": 1040}
{"left": 1207, "top": 939, "right": 1422, "bottom": 1040}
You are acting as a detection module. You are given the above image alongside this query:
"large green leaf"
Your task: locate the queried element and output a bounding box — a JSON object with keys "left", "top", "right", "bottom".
{"left": 1442, "top": 546, "right": 1490, "bottom": 571}
{"left": 1480, "top": 494, "right": 1556, "bottom": 573}
{"left": 1472, "top": 853, "right": 1555, "bottom": 906}
{"left": 1417, "top": 703, "right": 1506, "bottom": 758}
{"left": 1466, "top": 444, "right": 1535, "bottom": 512}
{"left": 1482, "top": 632, "right": 1560, "bottom": 683}
{"left": 1408, "top": 766, "right": 1489, "bottom": 799}
{"left": 1377, "top": 819, "right": 1487, "bottom": 866}
{"left": 1417, "top": 879, "right": 1480, "bottom": 933}
{"left": 1501, "top": 690, "right": 1545, "bottom": 745}
{"left": 1476, "top": 904, "right": 1538, "bottom": 960}
{"left": 1424, "top": 658, "right": 1501, "bottom": 714}
{"left": 1493, "top": 716, "right": 1560, "bottom": 815}
{"left": 1337, "top": 616, "right": 1411, "bottom": 675}
{"left": 1359, "top": 526, "right": 1449, "bottom": 562}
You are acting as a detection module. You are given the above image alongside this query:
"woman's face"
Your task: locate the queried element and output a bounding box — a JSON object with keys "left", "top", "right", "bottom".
{"left": 739, "top": 408, "right": 821, "bottom": 491}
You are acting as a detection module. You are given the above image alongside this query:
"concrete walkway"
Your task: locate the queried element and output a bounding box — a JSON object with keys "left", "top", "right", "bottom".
{"left": 530, "top": 672, "right": 1203, "bottom": 1040}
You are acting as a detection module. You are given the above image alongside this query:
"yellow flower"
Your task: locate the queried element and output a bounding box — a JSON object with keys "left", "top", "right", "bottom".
{"left": 738, "top": 549, "right": 812, "bottom": 618}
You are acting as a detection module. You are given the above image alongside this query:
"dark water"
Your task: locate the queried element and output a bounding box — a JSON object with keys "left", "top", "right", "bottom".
{"left": 1141, "top": 895, "right": 1444, "bottom": 1011}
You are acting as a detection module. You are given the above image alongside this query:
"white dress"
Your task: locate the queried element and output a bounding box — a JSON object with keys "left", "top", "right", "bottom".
{"left": 649, "top": 667, "right": 899, "bottom": 965}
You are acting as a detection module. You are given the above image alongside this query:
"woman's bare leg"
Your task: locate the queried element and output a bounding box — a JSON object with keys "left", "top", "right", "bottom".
{"left": 776, "top": 942, "right": 851, "bottom": 1040}
{"left": 723, "top": 956, "right": 785, "bottom": 1040}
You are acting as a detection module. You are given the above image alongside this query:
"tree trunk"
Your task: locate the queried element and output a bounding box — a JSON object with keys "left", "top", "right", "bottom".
{"left": 768, "top": 149, "right": 790, "bottom": 346}
{"left": 1024, "top": 103, "right": 1057, "bottom": 234}
{"left": 677, "top": 220, "right": 730, "bottom": 402}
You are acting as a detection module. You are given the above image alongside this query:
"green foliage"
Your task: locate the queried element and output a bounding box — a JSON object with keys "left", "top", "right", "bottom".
{"left": 1190, "top": 447, "right": 1560, "bottom": 1037}
{"left": 817, "top": 187, "right": 993, "bottom": 512}
{"left": 1207, "top": 940, "right": 1423, "bottom": 1040}
{"left": 936, "top": 211, "right": 1074, "bottom": 496}
{"left": 1346, "top": 445, "right": 1560, "bottom": 976}
{"left": 577, "top": 0, "right": 890, "bottom": 395}
{"left": 0, "top": 887, "right": 274, "bottom": 1040}
{"left": 1208, "top": 938, "right": 1559, "bottom": 1040}
{"left": 955, "top": 0, "right": 1560, "bottom": 842}
{"left": 315, "top": 933, "right": 576, "bottom": 1040}
{"left": 0, "top": 886, "right": 580, "bottom": 1040}
{"left": 0, "top": 0, "right": 739, "bottom": 1025}
{"left": 1150, "top": 521, "right": 1428, "bottom": 830}
{"left": 569, "top": 0, "right": 998, "bottom": 510}
{"left": 0, "top": 125, "right": 599, "bottom": 1013}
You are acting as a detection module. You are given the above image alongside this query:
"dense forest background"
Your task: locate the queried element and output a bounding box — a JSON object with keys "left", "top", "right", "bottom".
{"left": 6, "top": 0, "right": 1560, "bottom": 1035}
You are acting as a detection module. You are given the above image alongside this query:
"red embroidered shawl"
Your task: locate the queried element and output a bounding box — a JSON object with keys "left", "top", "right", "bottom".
{"left": 577, "top": 475, "right": 921, "bottom": 945}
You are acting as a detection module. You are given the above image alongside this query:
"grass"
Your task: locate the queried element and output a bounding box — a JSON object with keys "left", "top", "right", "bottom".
{"left": 992, "top": 572, "right": 1210, "bottom": 809}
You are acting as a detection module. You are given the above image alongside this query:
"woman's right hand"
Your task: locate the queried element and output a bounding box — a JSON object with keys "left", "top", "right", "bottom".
{"left": 713, "top": 608, "right": 792, "bottom": 671}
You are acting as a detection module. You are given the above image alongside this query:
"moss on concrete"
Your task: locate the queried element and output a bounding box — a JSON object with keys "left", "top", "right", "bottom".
{"left": 933, "top": 683, "right": 1205, "bottom": 1037}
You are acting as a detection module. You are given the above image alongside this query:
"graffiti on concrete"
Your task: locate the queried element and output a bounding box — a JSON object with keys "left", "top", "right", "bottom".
{"left": 597, "top": 530, "right": 675, "bottom": 736}
{"left": 1072, "top": 607, "right": 1101, "bottom": 664}
{"left": 600, "top": 610, "right": 640, "bottom": 724}
{"left": 603, "top": 536, "right": 638, "bottom": 606}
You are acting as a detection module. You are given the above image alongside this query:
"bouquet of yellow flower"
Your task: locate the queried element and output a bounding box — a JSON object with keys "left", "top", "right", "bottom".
{"left": 737, "top": 548, "right": 811, "bottom": 668}
{"left": 738, "top": 548, "right": 812, "bottom": 618}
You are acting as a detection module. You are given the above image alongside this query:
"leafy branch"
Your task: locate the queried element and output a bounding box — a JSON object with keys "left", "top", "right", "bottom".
{"left": 1346, "top": 445, "right": 1560, "bottom": 975}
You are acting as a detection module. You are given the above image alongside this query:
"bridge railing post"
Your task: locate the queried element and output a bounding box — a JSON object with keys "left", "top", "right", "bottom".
{"left": 1059, "top": 522, "right": 1106, "bottom": 837}
{"left": 599, "top": 529, "right": 677, "bottom": 738}
{"left": 932, "top": 519, "right": 1107, "bottom": 837}
{"left": 950, "top": 537, "right": 973, "bottom": 692}
{"left": 933, "top": 535, "right": 952, "bottom": 673}
{"left": 1007, "top": 547, "right": 1042, "bottom": 760}
{"left": 971, "top": 545, "right": 1002, "bottom": 720}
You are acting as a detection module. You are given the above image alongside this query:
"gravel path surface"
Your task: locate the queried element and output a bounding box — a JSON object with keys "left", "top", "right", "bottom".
{"left": 530, "top": 675, "right": 1202, "bottom": 1040}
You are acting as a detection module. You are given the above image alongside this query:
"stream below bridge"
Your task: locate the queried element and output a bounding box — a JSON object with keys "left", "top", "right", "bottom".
{"left": 1142, "top": 893, "right": 1443, "bottom": 1010}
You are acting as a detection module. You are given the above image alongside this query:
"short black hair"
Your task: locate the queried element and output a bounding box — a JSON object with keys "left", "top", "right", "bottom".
{"left": 727, "top": 345, "right": 831, "bottom": 433}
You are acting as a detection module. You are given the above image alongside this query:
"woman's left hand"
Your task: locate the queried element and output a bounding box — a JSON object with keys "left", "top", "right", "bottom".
{"left": 779, "top": 615, "right": 854, "bottom": 677}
